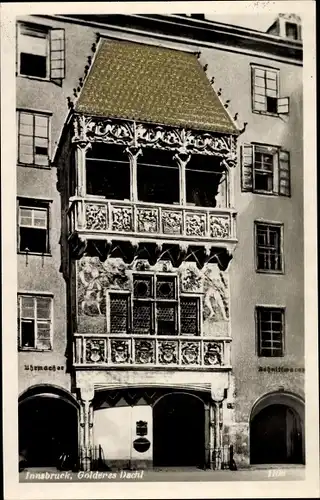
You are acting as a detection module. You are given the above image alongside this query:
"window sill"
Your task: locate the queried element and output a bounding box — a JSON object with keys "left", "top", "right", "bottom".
{"left": 17, "top": 163, "right": 51, "bottom": 170}
{"left": 258, "top": 354, "right": 284, "bottom": 358}
{"left": 18, "top": 251, "right": 52, "bottom": 257}
{"left": 256, "top": 269, "right": 284, "bottom": 275}
{"left": 252, "top": 110, "right": 282, "bottom": 118}
{"left": 16, "top": 73, "right": 50, "bottom": 83}
{"left": 19, "top": 347, "right": 52, "bottom": 352}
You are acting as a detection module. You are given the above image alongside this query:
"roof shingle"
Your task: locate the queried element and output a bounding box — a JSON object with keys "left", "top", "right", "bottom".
{"left": 75, "top": 39, "right": 238, "bottom": 134}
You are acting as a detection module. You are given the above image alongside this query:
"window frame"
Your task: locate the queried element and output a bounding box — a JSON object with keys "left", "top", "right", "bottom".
{"left": 18, "top": 293, "right": 53, "bottom": 351}
{"left": 241, "top": 143, "right": 291, "bottom": 197}
{"left": 17, "top": 22, "right": 50, "bottom": 81}
{"left": 17, "top": 197, "right": 51, "bottom": 255}
{"left": 107, "top": 272, "right": 202, "bottom": 336}
{"left": 251, "top": 64, "right": 289, "bottom": 116}
{"left": 254, "top": 221, "right": 284, "bottom": 274}
{"left": 17, "top": 109, "right": 52, "bottom": 168}
{"left": 256, "top": 306, "right": 285, "bottom": 357}
{"left": 17, "top": 22, "right": 65, "bottom": 83}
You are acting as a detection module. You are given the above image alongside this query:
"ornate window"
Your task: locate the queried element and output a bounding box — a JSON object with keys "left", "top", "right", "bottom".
{"left": 108, "top": 274, "right": 200, "bottom": 336}
{"left": 241, "top": 143, "right": 290, "bottom": 196}
{"left": 255, "top": 222, "right": 283, "bottom": 273}
{"left": 137, "top": 148, "right": 179, "bottom": 205}
{"left": 86, "top": 143, "right": 130, "bottom": 200}
{"left": 17, "top": 23, "right": 65, "bottom": 82}
{"left": 17, "top": 110, "right": 51, "bottom": 167}
{"left": 186, "top": 155, "right": 226, "bottom": 208}
{"left": 251, "top": 65, "right": 289, "bottom": 115}
{"left": 18, "top": 198, "right": 50, "bottom": 254}
{"left": 256, "top": 306, "right": 285, "bottom": 357}
{"left": 18, "top": 294, "right": 53, "bottom": 350}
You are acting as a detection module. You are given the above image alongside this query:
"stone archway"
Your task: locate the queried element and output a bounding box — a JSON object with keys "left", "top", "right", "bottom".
{"left": 153, "top": 392, "right": 205, "bottom": 467}
{"left": 19, "top": 385, "right": 79, "bottom": 468}
{"left": 250, "top": 392, "right": 304, "bottom": 465}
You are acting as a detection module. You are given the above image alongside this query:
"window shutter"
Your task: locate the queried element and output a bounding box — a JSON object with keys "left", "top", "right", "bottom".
{"left": 277, "top": 97, "right": 289, "bottom": 114}
{"left": 241, "top": 144, "right": 254, "bottom": 191}
{"left": 279, "top": 150, "right": 291, "bottom": 196}
{"left": 50, "top": 29, "right": 65, "bottom": 81}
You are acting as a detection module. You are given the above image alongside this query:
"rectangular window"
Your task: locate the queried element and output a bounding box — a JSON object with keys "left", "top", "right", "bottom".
{"left": 110, "top": 274, "right": 200, "bottom": 336}
{"left": 180, "top": 297, "right": 200, "bottom": 335}
{"left": 285, "top": 22, "right": 298, "bottom": 40}
{"left": 186, "top": 155, "right": 225, "bottom": 208}
{"left": 86, "top": 143, "right": 130, "bottom": 200}
{"left": 17, "top": 23, "right": 65, "bottom": 81}
{"left": 256, "top": 307, "right": 284, "bottom": 357}
{"left": 18, "top": 295, "right": 53, "bottom": 350}
{"left": 255, "top": 222, "right": 283, "bottom": 273}
{"left": 241, "top": 143, "right": 290, "bottom": 196}
{"left": 18, "top": 110, "right": 50, "bottom": 166}
{"left": 137, "top": 149, "right": 179, "bottom": 205}
{"left": 18, "top": 199, "right": 50, "bottom": 254}
{"left": 110, "top": 293, "right": 130, "bottom": 333}
{"left": 252, "top": 66, "right": 289, "bottom": 115}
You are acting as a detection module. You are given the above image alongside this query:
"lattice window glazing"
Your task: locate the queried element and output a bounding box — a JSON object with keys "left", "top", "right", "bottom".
{"left": 180, "top": 297, "right": 200, "bottom": 335}
{"left": 156, "top": 276, "right": 176, "bottom": 299}
{"left": 133, "top": 301, "right": 152, "bottom": 333}
{"left": 133, "top": 276, "right": 153, "bottom": 298}
{"left": 157, "top": 303, "right": 177, "bottom": 335}
{"left": 110, "top": 294, "right": 129, "bottom": 333}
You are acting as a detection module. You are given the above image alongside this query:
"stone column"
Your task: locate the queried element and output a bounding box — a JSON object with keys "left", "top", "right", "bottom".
{"left": 126, "top": 146, "right": 142, "bottom": 202}
{"left": 210, "top": 389, "right": 225, "bottom": 469}
{"left": 75, "top": 142, "right": 91, "bottom": 198}
{"left": 79, "top": 386, "right": 95, "bottom": 471}
{"left": 75, "top": 142, "right": 91, "bottom": 231}
{"left": 173, "top": 152, "right": 191, "bottom": 206}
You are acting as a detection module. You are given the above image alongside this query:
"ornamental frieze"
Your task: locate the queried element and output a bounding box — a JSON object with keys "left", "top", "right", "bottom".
{"left": 72, "top": 114, "right": 237, "bottom": 164}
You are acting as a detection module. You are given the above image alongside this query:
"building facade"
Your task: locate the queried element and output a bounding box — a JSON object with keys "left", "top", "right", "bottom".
{"left": 17, "top": 13, "right": 304, "bottom": 470}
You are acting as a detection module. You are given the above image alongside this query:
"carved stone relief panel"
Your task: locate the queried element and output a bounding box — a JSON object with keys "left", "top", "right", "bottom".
{"left": 209, "top": 215, "right": 231, "bottom": 239}
{"left": 112, "top": 207, "right": 133, "bottom": 232}
{"left": 85, "top": 204, "right": 108, "bottom": 231}
{"left": 185, "top": 213, "right": 206, "bottom": 237}
{"left": 162, "top": 211, "right": 183, "bottom": 235}
{"left": 137, "top": 208, "right": 158, "bottom": 233}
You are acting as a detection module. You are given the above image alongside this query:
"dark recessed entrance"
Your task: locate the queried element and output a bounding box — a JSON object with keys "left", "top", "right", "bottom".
{"left": 153, "top": 393, "right": 205, "bottom": 467}
{"left": 250, "top": 404, "right": 303, "bottom": 464}
{"left": 19, "top": 395, "right": 78, "bottom": 468}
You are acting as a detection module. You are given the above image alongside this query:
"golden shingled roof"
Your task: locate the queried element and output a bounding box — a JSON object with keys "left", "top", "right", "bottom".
{"left": 75, "top": 39, "right": 238, "bottom": 134}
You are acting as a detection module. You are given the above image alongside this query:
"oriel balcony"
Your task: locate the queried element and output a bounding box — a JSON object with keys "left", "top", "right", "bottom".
{"left": 67, "top": 136, "right": 238, "bottom": 268}
{"left": 69, "top": 197, "right": 236, "bottom": 244}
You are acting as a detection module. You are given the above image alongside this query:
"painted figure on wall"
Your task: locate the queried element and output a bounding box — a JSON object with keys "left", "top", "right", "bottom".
{"left": 203, "top": 266, "right": 229, "bottom": 322}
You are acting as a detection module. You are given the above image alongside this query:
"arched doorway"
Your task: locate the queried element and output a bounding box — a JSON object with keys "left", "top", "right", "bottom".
{"left": 19, "top": 387, "right": 78, "bottom": 468}
{"left": 250, "top": 393, "right": 304, "bottom": 465}
{"left": 153, "top": 392, "right": 205, "bottom": 467}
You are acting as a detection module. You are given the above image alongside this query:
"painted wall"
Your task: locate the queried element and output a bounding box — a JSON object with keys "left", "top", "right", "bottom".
{"left": 75, "top": 257, "right": 230, "bottom": 339}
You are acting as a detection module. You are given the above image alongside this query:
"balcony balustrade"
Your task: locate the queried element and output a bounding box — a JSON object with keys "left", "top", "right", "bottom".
{"left": 68, "top": 197, "right": 237, "bottom": 244}
{"left": 73, "top": 334, "right": 231, "bottom": 370}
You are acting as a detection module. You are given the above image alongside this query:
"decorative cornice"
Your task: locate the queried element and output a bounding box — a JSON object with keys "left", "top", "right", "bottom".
{"left": 71, "top": 114, "right": 238, "bottom": 167}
